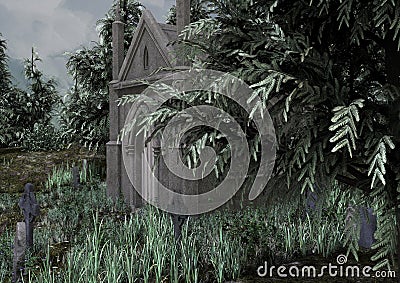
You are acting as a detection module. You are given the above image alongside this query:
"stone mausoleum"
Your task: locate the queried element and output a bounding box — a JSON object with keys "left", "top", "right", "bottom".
{"left": 106, "top": 0, "right": 192, "bottom": 209}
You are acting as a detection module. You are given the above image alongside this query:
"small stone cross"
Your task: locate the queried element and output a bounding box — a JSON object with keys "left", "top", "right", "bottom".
{"left": 18, "top": 183, "right": 40, "bottom": 249}
{"left": 72, "top": 166, "right": 81, "bottom": 189}
{"left": 170, "top": 213, "right": 187, "bottom": 241}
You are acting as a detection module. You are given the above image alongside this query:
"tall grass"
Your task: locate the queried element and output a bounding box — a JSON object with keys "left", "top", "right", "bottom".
{"left": 0, "top": 162, "right": 365, "bottom": 282}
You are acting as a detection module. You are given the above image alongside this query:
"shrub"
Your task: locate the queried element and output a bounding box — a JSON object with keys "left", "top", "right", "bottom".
{"left": 16, "top": 122, "right": 65, "bottom": 151}
{"left": 0, "top": 47, "right": 59, "bottom": 149}
{"left": 61, "top": 0, "right": 142, "bottom": 152}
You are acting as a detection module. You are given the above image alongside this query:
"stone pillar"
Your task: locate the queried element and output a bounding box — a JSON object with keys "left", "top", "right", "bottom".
{"left": 121, "top": 144, "right": 142, "bottom": 210}
{"left": 176, "top": 0, "right": 191, "bottom": 36}
{"left": 112, "top": 3, "right": 125, "bottom": 80}
{"left": 12, "top": 222, "right": 26, "bottom": 283}
{"left": 176, "top": 0, "right": 191, "bottom": 66}
{"left": 142, "top": 140, "right": 158, "bottom": 206}
{"left": 119, "top": 102, "right": 143, "bottom": 210}
{"left": 108, "top": 84, "right": 120, "bottom": 141}
{"left": 106, "top": 140, "right": 121, "bottom": 200}
{"left": 107, "top": 2, "right": 124, "bottom": 201}
{"left": 106, "top": 77, "right": 122, "bottom": 199}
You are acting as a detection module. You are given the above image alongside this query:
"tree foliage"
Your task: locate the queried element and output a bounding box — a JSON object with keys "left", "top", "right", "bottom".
{"left": 166, "top": 0, "right": 210, "bottom": 25}
{"left": 124, "top": 0, "right": 400, "bottom": 271}
{"left": 61, "top": 0, "right": 142, "bottom": 151}
{"left": 0, "top": 33, "right": 12, "bottom": 145}
{"left": 0, "top": 45, "right": 59, "bottom": 148}
{"left": 0, "top": 33, "right": 11, "bottom": 95}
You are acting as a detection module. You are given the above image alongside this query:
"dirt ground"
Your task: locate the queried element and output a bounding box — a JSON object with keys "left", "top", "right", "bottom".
{"left": 0, "top": 146, "right": 105, "bottom": 194}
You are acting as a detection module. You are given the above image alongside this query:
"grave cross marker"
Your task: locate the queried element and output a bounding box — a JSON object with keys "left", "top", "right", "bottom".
{"left": 170, "top": 214, "right": 187, "bottom": 241}
{"left": 72, "top": 166, "right": 81, "bottom": 189}
{"left": 18, "top": 183, "right": 40, "bottom": 249}
{"left": 12, "top": 222, "right": 26, "bottom": 283}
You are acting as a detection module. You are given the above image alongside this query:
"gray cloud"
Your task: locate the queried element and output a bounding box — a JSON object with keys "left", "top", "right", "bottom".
{"left": 0, "top": 0, "right": 175, "bottom": 90}
{"left": 58, "top": 0, "right": 112, "bottom": 16}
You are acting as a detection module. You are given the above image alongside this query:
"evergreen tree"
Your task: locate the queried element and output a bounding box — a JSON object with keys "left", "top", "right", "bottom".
{"left": 0, "top": 45, "right": 59, "bottom": 148}
{"left": 22, "top": 47, "right": 59, "bottom": 126}
{"left": 0, "top": 33, "right": 12, "bottom": 146}
{"left": 0, "top": 33, "right": 11, "bottom": 95}
{"left": 62, "top": 0, "right": 142, "bottom": 151}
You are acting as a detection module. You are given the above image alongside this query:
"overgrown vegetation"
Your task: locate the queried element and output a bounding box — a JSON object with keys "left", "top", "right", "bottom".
{"left": 61, "top": 0, "right": 142, "bottom": 152}
{"left": 0, "top": 147, "right": 105, "bottom": 193}
{"left": 122, "top": 0, "right": 400, "bottom": 272}
{"left": 1, "top": 162, "right": 386, "bottom": 283}
{"left": 165, "top": 0, "right": 210, "bottom": 25}
{"left": 0, "top": 43, "right": 60, "bottom": 150}
{"left": 0, "top": 33, "right": 12, "bottom": 146}
{"left": 1, "top": 0, "right": 399, "bottom": 281}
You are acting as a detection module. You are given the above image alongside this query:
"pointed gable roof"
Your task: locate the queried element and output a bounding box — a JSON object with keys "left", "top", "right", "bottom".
{"left": 118, "top": 9, "right": 177, "bottom": 82}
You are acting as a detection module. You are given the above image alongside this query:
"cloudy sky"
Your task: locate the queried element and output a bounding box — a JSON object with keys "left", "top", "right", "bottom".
{"left": 0, "top": 0, "right": 175, "bottom": 89}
